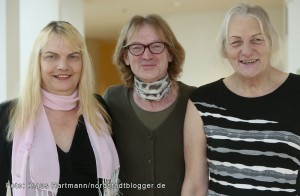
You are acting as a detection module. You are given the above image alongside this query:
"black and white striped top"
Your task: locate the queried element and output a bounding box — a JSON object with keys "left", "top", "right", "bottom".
{"left": 190, "top": 73, "right": 300, "bottom": 196}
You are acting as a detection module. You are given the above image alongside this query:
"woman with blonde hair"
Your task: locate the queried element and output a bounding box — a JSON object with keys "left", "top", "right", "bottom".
{"left": 0, "top": 21, "right": 119, "bottom": 196}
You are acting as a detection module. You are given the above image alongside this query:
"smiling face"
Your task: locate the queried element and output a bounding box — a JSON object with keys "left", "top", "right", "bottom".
{"left": 40, "top": 34, "right": 82, "bottom": 95}
{"left": 225, "top": 15, "right": 271, "bottom": 79}
{"left": 123, "top": 23, "right": 173, "bottom": 83}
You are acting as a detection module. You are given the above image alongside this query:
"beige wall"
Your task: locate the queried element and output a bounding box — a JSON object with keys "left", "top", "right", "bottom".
{"left": 86, "top": 39, "right": 122, "bottom": 95}
{"left": 87, "top": 6, "right": 285, "bottom": 90}
{"left": 166, "top": 7, "right": 285, "bottom": 87}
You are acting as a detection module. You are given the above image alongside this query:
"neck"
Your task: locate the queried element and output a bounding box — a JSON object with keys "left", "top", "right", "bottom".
{"left": 224, "top": 68, "right": 288, "bottom": 97}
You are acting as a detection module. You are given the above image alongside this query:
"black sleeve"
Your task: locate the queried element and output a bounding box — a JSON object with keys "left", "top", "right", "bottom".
{"left": 101, "top": 88, "right": 117, "bottom": 142}
{"left": 94, "top": 93, "right": 111, "bottom": 118}
{"left": 0, "top": 101, "right": 14, "bottom": 196}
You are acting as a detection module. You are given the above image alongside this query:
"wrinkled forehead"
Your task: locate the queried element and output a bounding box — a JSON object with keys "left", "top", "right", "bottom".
{"left": 228, "top": 15, "right": 261, "bottom": 33}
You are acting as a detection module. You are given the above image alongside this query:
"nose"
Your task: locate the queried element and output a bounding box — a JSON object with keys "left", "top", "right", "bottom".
{"left": 56, "top": 58, "right": 68, "bottom": 70}
{"left": 241, "top": 42, "right": 253, "bottom": 56}
{"left": 142, "top": 47, "right": 153, "bottom": 59}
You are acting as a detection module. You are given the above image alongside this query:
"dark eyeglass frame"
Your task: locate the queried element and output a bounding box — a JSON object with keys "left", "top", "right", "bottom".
{"left": 124, "top": 42, "right": 167, "bottom": 56}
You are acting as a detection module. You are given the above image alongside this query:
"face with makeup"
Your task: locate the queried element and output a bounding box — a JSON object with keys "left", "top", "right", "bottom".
{"left": 40, "top": 34, "right": 82, "bottom": 96}
{"left": 224, "top": 15, "right": 271, "bottom": 79}
{"left": 123, "top": 23, "right": 173, "bottom": 83}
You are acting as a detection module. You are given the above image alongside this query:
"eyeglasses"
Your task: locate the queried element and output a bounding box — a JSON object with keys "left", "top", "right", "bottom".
{"left": 125, "top": 42, "right": 166, "bottom": 56}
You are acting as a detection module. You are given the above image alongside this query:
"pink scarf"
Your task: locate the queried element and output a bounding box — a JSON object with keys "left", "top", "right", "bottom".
{"left": 11, "top": 89, "right": 119, "bottom": 196}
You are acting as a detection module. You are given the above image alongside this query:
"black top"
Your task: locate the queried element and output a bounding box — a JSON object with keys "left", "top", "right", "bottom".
{"left": 56, "top": 115, "right": 100, "bottom": 196}
{"left": 0, "top": 95, "right": 107, "bottom": 196}
{"left": 190, "top": 73, "right": 300, "bottom": 195}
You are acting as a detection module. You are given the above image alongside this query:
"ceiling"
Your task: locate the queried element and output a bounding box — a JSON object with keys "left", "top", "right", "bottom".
{"left": 84, "top": 0, "right": 284, "bottom": 40}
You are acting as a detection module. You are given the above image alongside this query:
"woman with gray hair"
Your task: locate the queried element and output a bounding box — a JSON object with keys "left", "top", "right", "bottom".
{"left": 186, "top": 3, "right": 300, "bottom": 195}
{"left": 0, "top": 21, "right": 119, "bottom": 196}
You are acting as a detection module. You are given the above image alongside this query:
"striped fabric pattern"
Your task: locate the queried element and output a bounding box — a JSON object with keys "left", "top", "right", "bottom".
{"left": 190, "top": 74, "right": 300, "bottom": 196}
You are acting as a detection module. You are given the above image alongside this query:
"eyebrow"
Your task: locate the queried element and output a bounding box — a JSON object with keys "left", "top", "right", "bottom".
{"left": 41, "top": 51, "right": 57, "bottom": 56}
{"left": 69, "top": 52, "right": 81, "bottom": 55}
{"left": 127, "top": 40, "right": 163, "bottom": 45}
{"left": 42, "top": 51, "right": 80, "bottom": 55}
{"left": 229, "top": 33, "right": 263, "bottom": 38}
{"left": 251, "top": 33, "right": 264, "bottom": 38}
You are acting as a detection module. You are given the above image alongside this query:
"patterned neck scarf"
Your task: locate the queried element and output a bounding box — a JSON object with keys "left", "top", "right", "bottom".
{"left": 134, "top": 74, "right": 171, "bottom": 101}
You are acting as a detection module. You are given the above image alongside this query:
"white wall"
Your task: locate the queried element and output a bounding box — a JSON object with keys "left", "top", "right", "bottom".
{"left": 0, "top": 0, "right": 20, "bottom": 102}
{"left": 286, "top": 0, "right": 300, "bottom": 74}
{"left": 19, "top": 0, "right": 84, "bottom": 90}
{"left": 0, "top": 1, "right": 287, "bottom": 102}
{"left": 20, "top": 0, "right": 60, "bottom": 86}
{"left": 6, "top": 0, "right": 20, "bottom": 100}
{"left": 60, "top": 0, "right": 84, "bottom": 36}
{"left": 0, "top": 0, "right": 85, "bottom": 103}
{"left": 0, "top": 0, "right": 6, "bottom": 102}
{"left": 166, "top": 6, "right": 285, "bottom": 87}
{"left": 166, "top": 11, "right": 233, "bottom": 87}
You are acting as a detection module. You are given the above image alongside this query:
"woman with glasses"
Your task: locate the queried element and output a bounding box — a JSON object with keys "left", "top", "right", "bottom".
{"left": 103, "top": 14, "right": 208, "bottom": 196}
